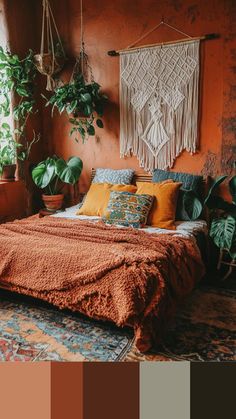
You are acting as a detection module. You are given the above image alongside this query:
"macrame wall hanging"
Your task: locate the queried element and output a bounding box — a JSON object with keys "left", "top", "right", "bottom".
{"left": 108, "top": 21, "right": 217, "bottom": 172}
{"left": 34, "top": 0, "right": 66, "bottom": 91}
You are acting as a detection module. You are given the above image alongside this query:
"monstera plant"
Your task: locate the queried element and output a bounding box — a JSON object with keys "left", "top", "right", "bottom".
{"left": 204, "top": 175, "right": 236, "bottom": 259}
{"left": 32, "top": 155, "right": 83, "bottom": 211}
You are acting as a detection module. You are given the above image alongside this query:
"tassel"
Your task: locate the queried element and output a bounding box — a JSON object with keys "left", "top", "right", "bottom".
{"left": 46, "top": 75, "right": 54, "bottom": 91}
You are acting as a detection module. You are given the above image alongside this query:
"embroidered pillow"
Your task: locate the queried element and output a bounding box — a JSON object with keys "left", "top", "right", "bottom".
{"left": 136, "top": 181, "right": 181, "bottom": 230}
{"left": 103, "top": 191, "right": 153, "bottom": 228}
{"left": 77, "top": 183, "right": 137, "bottom": 217}
{"left": 93, "top": 168, "right": 134, "bottom": 185}
{"left": 152, "top": 169, "right": 203, "bottom": 220}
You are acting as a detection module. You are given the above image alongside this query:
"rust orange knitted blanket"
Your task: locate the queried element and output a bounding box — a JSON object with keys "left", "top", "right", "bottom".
{"left": 0, "top": 216, "right": 204, "bottom": 352}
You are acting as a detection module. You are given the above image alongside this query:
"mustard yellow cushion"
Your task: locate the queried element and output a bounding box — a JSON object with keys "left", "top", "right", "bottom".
{"left": 136, "top": 181, "right": 182, "bottom": 230}
{"left": 77, "top": 183, "right": 137, "bottom": 216}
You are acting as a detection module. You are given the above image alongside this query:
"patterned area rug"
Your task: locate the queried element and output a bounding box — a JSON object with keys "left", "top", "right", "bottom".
{"left": 0, "top": 286, "right": 235, "bottom": 362}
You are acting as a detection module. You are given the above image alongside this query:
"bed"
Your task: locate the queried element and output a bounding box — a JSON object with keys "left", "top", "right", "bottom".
{"left": 0, "top": 172, "right": 207, "bottom": 352}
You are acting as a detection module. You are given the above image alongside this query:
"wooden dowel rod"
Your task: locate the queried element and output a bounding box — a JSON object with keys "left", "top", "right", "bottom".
{"left": 107, "top": 33, "right": 219, "bottom": 56}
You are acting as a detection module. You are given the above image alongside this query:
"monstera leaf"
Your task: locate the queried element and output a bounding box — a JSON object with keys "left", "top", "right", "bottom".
{"left": 204, "top": 175, "right": 228, "bottom": 209}
{"left": 32, "top": 157, "right": 56, "bottom": 189}
{"left": 55, "top": 156, "right": 83, "bottom": 184}
{"left": 182, "top": 190, "right": 203, "bottom": 221}
{"left": 210, "top": 216, "right": 236, "bottom": 251}
{"left": 229, "top": 175, "right": 236, "bottom": 204}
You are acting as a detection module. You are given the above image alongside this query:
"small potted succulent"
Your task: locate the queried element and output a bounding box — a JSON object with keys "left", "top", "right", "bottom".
{"left": 32, "top": 155, "right": 83, "bottom": 211}
{"left": 44, "top": 73, "right": 107, "bottom": 141}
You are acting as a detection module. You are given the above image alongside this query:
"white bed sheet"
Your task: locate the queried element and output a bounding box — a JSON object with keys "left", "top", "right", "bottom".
{"left": 52, "top": 204, "right": 208, "bottom": 239}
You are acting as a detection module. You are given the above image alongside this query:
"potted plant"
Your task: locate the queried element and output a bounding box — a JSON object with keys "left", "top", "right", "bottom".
{"left": 0, "top": 123, "right": 24, "bottom": 180}
{"left": 32, "top": 155, "right": 83, "bottom": 211}
{"left": 44, "top": 73, "right": 107, "bottom": 142}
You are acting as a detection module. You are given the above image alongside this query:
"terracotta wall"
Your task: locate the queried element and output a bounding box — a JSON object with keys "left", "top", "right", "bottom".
{"left": 36, "top": 0, "right": 236, "bottom": 193}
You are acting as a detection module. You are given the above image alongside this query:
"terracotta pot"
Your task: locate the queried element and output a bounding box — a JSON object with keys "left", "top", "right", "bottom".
{"left": 1, "top": 164, "right": 16, "bottom": 181}
{"left": 42, "top": 194, "right": 64, "bottom": 212}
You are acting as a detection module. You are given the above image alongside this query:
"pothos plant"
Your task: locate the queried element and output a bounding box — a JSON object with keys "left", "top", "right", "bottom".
{"left": 0, "top": 47, "right": 40, "bottom": 175}
{"left": 44, "top": 73, "right": 107, "bottom": 142}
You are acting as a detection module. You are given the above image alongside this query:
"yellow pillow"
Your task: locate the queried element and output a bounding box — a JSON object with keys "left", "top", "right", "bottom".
{"left": 136, "top": 181, "right": 182, "bottom": 230}
{"left": 77, "top": 183, "right": 137, "bottom": 216}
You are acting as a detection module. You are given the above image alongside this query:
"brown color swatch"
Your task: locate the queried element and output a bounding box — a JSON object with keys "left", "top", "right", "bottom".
{"left": 84, "top": 362, "right": 139, "bottom": 419}
{"left": 51, "top": 362, "right": 83, "bottom": 419}
{"left": 191, "top": 362, "right": 236, "bottom": 419}
{"left": 0, "top": 362, "right": 50, "bottom": 419}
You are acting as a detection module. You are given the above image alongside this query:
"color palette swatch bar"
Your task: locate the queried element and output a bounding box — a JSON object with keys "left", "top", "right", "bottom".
{"left": 0, "top": 362, "right": 235, "bottom": 419}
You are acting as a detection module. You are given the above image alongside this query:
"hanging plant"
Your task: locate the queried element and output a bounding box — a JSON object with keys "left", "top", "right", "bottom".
{"left": 44, "top": 72, "right": 107, "bottom": 142}
{"left": 34, "top": 0, "right": 66, "bottom": 91}
{"left": 43, "top": 0, "right": 108, "bottom": 142}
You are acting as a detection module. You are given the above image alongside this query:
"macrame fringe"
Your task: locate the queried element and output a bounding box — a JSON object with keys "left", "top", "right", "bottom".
{"left": 120, "top": 40, "right": 200, "bottom": 172}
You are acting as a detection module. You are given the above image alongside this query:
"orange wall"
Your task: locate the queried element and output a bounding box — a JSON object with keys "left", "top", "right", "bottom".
{"left": 37, "top": 0, "right": 236, "bottom": 193}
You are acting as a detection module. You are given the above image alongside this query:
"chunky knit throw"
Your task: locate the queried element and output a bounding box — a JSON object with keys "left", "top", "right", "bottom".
{"left": 0, "top": 216, "right": 204, "bottom": 352}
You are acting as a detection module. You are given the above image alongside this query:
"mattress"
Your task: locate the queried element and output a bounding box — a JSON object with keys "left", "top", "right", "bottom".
{"left": 52, "top": 203, "right": 208, "bottom": 240}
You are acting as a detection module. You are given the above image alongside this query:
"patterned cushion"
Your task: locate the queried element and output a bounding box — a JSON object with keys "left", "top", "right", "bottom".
{"left": 77, "top": 183, "right": 137, "bottom": 217}
{"left": 152, "top": 169, "right": 203, "bottom": 220}
{"left": 93, "top": 168, "right": 134, "bottom": 185}
{"left": 103, "top": 191, "right": 153, "bottom": 228}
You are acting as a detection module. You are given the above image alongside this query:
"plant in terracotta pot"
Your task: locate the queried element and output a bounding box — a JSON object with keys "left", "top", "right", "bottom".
{"left": 44, "top": 73, "right": 107, "bottom": 142}
{"left": 32, "top": 155, "right": 83, "bottom": 211}
{"left": 0, "top": 124, "right": 24, "bottom": 180}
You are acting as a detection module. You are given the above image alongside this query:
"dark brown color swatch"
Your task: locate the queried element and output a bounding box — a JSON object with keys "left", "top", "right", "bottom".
{"left": 83, "top": 362, "right": 139, "bottom": 419}
{"left": 51, "top": 362, "right": 83, "bottom": 419}
{"left": 191, "top": 362, "right": 236, "bottom": 419}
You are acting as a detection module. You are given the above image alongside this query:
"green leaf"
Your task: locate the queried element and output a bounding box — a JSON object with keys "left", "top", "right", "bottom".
{"left": 229, "top": 175, "right": 236, "bottom": 204}
{"left": 32, "top": 158, "right": 56, "bottom": 189}
{"left": 96, "top": 118, "right": 104, "bottom": 128}
{"left": 87, "top": 125, "right": 95, "bottom": 136}
{"left": 80, "top": 93, "right": 92, "bottom": 103}
{"left": 55, "top": 156, "right": 83, "bottom": 185}
{"left": 206, "top": 195, "right": 236, "bottom": 214}
{"left": 16, "top": 86, "right": 29, "bottom": 97}
{"left": 66, "top": 100, "right": 78, "bottom": 114}
{"left": 182, "top": 190, "right": 203, "bottom": 221}
{"left": 1, "top": 122, "right": 10, "bottom": 130}
{"left": 210, "top": 216, "right": 236, "bottom": 251}
{"left": 204, "top": 175, "right": 228, "bottom": 207}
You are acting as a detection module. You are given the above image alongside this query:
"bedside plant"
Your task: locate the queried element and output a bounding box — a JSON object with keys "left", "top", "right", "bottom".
{"left": 0, "top": 123, "right": 26, "bottom": 180}
{"left": 204, "top": 175, "right": 236, "bottom": 259}
{"left": 32, "top": 155, "right": 83, "bottom": 211}
{"left": 44, "top": 74, "right": 107, "bottom": 142}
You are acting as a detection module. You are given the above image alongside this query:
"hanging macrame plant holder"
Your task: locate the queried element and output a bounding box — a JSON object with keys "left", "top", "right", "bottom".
{"left": 72, "top": 42, "right": 94, "bottom": 84}
{"left": 34, "top": 0, "right": 66, "bottom": 91}
{"left": 70, "top": 42, "right": 95, "bottom": 119}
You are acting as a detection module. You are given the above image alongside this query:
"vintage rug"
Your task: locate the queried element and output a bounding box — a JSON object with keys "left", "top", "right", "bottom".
{"left": 0, "top": 286, "right": 235, "bottom": 362}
